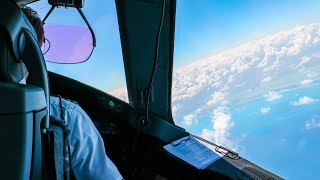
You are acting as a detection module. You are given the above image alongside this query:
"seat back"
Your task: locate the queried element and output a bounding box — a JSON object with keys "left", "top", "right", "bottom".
{"left": 0, "top": 0, "right": 50, "bottom": 179}
{"left": 0, "top": 83, "right": 47, "bottom": 179}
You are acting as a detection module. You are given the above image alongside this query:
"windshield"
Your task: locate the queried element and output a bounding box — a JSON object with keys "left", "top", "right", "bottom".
{"left": 30, "top": 0, "right": 128, "bottom": 100}
{"left": 173, "top": 0, "right": 320, "bottom": 179}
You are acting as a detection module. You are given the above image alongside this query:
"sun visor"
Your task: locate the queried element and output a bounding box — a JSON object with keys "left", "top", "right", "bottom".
{"left": 42, "top": 24, "right": 94, "bottom": 64}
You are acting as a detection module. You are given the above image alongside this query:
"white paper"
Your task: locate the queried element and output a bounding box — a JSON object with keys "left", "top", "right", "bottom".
{"left": 163, "top": 136, "right": 221, "bottom": 169}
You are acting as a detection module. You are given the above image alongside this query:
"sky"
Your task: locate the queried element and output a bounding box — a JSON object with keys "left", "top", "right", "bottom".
{"left": 174, "top": 0, "right": 320, "bottom": 67}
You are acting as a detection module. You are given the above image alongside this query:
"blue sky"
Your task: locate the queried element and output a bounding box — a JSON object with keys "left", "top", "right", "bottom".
{"left": 174, "top": 0, "right": 320, "bottom": 66}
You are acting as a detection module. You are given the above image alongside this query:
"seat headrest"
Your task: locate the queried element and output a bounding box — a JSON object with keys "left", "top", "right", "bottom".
{"left": 0, "top": 0, "right": 38, "bottom": 82}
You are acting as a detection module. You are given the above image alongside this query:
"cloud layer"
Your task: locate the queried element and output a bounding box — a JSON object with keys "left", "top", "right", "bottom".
{"left": 172, "top": 24, "right": 320, "bottom": 150}
{"left": 110, "top": 23, "right": 320, "bottom": 150}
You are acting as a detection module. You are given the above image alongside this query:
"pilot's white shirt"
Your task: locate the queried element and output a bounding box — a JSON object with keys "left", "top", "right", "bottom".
{"left": 50, "top": 96, "right": 123, "bottom": 180}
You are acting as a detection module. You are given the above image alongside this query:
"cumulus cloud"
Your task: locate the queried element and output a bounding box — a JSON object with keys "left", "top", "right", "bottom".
{"left": 172, "top": 104, "right": 180, "bottom": 117}
{"left": 200, "top": 129, "right": 215, "bottom": 142}
{"left": 305, "top": 116, "right": 320, "bottom": 130}
{"left": 264, "top": 91, "right": 283, "bottom": 101}
{"left": 183, "top": 114, "right": 197, "bottom": 126}
{"left": 206, "top": 91, "right": 226, "bottom": 105}
{"left": 182, "top": 109, "right": 201, "bottom": 126}
{"left": 291, "top": 96, "right": 318, "bottom": 106}
{"left": 213, "top": 108, "right": 234, "bottom": 145}
{"left": 110, "top": 23, "right": 320, "bottom": 136}
{"left": 300, "top": 79, "right": 313, "bottom": 86}
{"left": 261, "top": 76, "right": 272, "bottom": 83}
{"left": 260, "top": 107, "right": 271, "bottom": 114}
{"left": 200, "top": 107, "right": 236, "bottom": 150}
{"left": 173, "top": 22, "right": 320, "bottom": 105}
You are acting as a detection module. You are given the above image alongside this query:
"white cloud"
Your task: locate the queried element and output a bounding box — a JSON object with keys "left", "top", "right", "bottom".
{"left": 206, "top": 92, "right": 226, "bottom": 105}
{"left": 200, "top": 107, "right": 237, "bottom": 150}
{"left": 172, "top": 104, "right": 180, "bottom": 117}
{"left": 261, "top": 76, "right": 272, "bottom": 83}
{"left": 212, "top": 108, "right": 234, "bottom": 146}
{"left": 263, "top": 61, "right": 280, "bottom": 73}
{"left": 200, "top": 129, "right": 215, "bottom": 142}
{"left": 109, "top": 87, "right": 128, "bottom": 102}
{"left": 305, "top": 116, "right": 320, "bottom": 130}
{"left": 264, "top": 91, "right": 283, "bottom": 101}
{"left": 291, "top": 96, "right": 318, "bottom": 106}
{"left": 300, "top": 79, "right": 313, "bottom": 86}
{"left": 260, "top": 107, "right": 271, "bottom": 114}
{"left": 297, "top": 56, "right": 312, "bottom": 67}
{"left": 183, "top": 114, "right": 197, "bottom": 126}
{"left": 172, "top": 23, "right": 320, "bottom": 107}
{"left": 182, "top": 109, "right": 201, "bottom": 126}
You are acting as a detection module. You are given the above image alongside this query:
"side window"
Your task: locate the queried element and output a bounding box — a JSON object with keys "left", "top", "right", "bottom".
{"left": 30, "top": 0, "right": 128, "bottom": 102}
{"left": 172, "top": 0, "right": 320, "bottom": 179}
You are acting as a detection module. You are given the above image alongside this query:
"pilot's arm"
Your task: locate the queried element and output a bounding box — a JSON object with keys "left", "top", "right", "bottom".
{"left": 50, "top": 96, "right": 123, "bottom": 180}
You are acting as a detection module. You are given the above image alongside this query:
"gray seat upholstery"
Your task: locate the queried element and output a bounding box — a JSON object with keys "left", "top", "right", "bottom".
{"left": 0, "top": 0, "right": 50, "bottom": 179}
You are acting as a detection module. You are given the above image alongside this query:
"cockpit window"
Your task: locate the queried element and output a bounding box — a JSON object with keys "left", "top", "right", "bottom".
{"left": 30, "top": 0, "right": 128, "bottom": 101}
{"left": 173, "top": 0, "right": 320, "bottom": 179}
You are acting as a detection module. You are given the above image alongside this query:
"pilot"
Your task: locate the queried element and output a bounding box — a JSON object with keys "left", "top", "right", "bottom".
{"left": 21, "top": 6, "right": 123, "bottom": 180}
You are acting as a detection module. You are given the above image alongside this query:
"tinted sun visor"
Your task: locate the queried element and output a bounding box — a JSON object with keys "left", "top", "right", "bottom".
{"left": 42, "top": 24, "right": 93, "bottom": 64}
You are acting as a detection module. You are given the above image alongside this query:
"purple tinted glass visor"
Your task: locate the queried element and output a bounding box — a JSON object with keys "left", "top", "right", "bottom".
{"left": 42, "top": 24, "right": 94, "bottom": 64}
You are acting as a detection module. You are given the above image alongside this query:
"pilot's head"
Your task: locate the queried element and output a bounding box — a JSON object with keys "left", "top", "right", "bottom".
{"left": 21, "top": 6, "right": 44, "bottom": 47}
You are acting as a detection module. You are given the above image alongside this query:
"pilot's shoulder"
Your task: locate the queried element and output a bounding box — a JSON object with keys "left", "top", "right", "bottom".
{"left": 50, "top": 96, "right": 80, "bottom": 112}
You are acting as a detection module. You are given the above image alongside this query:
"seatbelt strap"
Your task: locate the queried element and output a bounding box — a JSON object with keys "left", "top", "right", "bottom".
{"left": 58, "top": 95, "right": 73, "bottom": 180}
